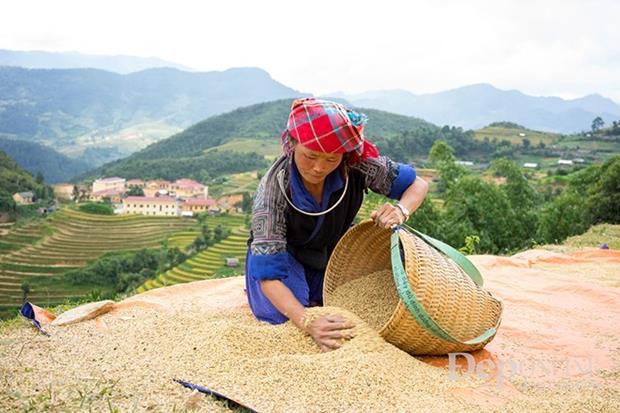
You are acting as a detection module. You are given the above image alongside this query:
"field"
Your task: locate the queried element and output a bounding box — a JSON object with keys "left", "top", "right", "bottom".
{"left": 0, "top": 208, "right": 197, "bottom": 317}
{"left": 57, "top": 121, "right": 182, "bottom": 161}
{"left": 210, "top": 171, "right": 260, "bottom": 197}
{"left": 474, "top": 126, "right": 560, "bottom": 146}
{"left": 138, "top": 216, "right": 249, "bottom": 292}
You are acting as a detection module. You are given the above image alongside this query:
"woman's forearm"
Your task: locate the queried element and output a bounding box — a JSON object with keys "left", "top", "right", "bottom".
{"left": 398, "top": 176, "right": 429, "bottom": 216}
{"left": 260, "top": 279, "right": 307, "bottom": 329}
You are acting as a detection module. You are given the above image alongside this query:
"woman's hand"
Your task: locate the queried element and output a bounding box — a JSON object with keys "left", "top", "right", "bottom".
{"left": 304, "top": 314, "right": 355, "bottom": 352}
{"left": 371, "top": 202, "right": 407, "bottom": 229}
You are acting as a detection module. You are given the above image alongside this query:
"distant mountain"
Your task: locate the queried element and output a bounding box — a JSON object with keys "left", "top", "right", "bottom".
{"left": 0, "top": 66, "right": 305, "bottom": 164}
{"left": 331, "top": 84, "right": 620, "bottom": 133}
{"left": 77, "top": 99, "right": 470, "bottom": 182}
{"left": 0, "top": 49, "right": 193, "bottom": 73}
{"left": 0, "top": 138, "right": 90, "bottom": 184}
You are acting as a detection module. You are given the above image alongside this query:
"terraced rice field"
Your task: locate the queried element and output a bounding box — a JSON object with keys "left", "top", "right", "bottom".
{"left": 138, "top": 220, "right": 249, "bottom": 292}
{"left": 0, "top": 221, "right": 48, "bottom": 254}
{"left": 0, "top": 208, "right": 198, "bottom": 313}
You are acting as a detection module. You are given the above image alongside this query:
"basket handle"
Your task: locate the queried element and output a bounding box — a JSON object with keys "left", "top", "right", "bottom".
{"left": 390, "top": 229, "right": 500, "bottom": 345}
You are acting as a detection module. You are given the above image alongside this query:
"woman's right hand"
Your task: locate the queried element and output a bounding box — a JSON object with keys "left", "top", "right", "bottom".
{"left": 304, "top": 314, "right": 356, "bottom": 352}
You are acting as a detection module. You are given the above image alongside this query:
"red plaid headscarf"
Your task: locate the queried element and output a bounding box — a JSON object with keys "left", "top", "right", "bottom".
{"left": 281, "top": 98, "right": 379, "bottom": 164}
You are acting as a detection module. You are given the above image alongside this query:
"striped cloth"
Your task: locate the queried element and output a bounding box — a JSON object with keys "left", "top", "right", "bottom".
{"left": 281, "top": 98, "right": 379, "bottom": 164}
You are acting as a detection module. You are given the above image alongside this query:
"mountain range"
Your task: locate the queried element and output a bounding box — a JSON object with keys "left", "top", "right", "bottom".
{"left": 0, "top": 49, "right": 193, "bottom": 74}
{"left": 329, "top": 84, "right": 620, "bottom": 134}
{"left": 1, "top": 49, "right": 618, "bottom": 183}
{"left": 0, "top": 65, "right": 305, "bottom": 166}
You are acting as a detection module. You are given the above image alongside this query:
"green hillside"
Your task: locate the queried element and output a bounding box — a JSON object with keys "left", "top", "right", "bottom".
{"left": 79, "top": 99, "right": 481, "bottom": 181}
{"left": 0, "top": 137, "right": 90, "bottom": 183}
{"left": 0, "top": 208, "right": 197, "bottom": 316}
{"left": 203, "top": 138, "right": 282, "bottom": 160}
{"left": 0, "top": 149, "right": 54, "bottom": 220}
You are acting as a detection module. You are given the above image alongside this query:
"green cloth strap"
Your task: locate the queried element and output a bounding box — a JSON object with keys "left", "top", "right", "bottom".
{"left": 390, "top": 229, "right": 497, "bottom": 345}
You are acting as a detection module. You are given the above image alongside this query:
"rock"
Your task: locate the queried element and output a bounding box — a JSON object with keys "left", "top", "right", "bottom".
{"left": 51, "top": 300, "right": 115, "bottom": 326}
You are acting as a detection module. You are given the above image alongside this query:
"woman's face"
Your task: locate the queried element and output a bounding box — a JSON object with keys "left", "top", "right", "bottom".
{"left": 293, "top": 144, "right": 343, "bottom": 186}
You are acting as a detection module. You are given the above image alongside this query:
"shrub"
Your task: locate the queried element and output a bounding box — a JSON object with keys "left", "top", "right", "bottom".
{"left": 78, "top": 202, "right": 114, "bottom": 215}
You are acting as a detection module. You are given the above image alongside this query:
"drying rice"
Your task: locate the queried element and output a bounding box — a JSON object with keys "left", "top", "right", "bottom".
{"left": 1, "top": 299, "right": 618, "bottom": 412}
{"left": 327, "top": 269, "right": 399, "bottom": 331}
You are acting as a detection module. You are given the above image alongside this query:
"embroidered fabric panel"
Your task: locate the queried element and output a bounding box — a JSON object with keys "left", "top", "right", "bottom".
{"left": 250, "top": 156, "right": 289, "bottom": 256}
{"left": 352, "top": 156, "right": 400, "bottom": 196}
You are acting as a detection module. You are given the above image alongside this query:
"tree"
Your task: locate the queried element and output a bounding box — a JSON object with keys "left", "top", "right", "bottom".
{"left": 537, "top": 190, "right": 589, "bottom": 244}
{"left": 522, "top": 138, "right": 531, "bottom": 150}
{"left": 591, "top": 116, "right": 605, "bottom": 133}
{"left": 21, "top": 281, "right": 30, "bottom": 303}
{"left": 35, "top": 171, "right": 45, "bottom": 185}
{"left": 586, "top": 156, "right": 620, "bottom": 224}
{"left": 72, "top": 185, "right": 80, "bottom": 202}
{"left": 428, "top": 140, "right": 467, "bottom": 192}
{"left": 239, "top": 192, "right": 253, "bottom": 213}
{"left": 127, "top": 186, "right": 144, "bottom": 196}
{"left": 442, "top": 176, "right": 515, "bottom": 254}
{"left": 429, "top": 140, "right": 455, "bottom": 165}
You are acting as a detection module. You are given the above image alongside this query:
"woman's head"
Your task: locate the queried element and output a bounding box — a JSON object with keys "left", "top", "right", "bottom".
{"left": 281, "top": 98, "right": 378, "bottom": 165}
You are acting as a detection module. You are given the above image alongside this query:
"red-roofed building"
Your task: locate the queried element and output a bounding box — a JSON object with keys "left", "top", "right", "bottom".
{"left": 122, "top": 196, "right": 178, "bottom": 216}
{"left": 172, "top": 179, "right": 208, "bottom": 198}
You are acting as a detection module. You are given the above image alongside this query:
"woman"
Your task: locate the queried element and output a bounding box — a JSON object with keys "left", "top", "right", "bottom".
{"left": 245, "top": 98, "right": 429, "bottom": 352}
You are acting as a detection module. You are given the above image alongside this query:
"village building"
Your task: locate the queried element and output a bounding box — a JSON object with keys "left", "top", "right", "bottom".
{"left": 217, "top": 193, "right": 244, "bottom": 213}
{"left": 179, "top": 198, "right": 218, "bottom": 217}
{"left": 92, "top": 177, "right": 126, "bottom": 193}
{"left": 126, "top": 179, "right": 146, "bottom": 189}
{"left": 143, "top": 180, "right": 172, "bottom": 197}
{"left": 90, "top": 189, "right": 124, "bottom": 204}
{"left": 123, "top": 196, "right": 178, "bottom": 216}
{"left": 523, "top": 163, "right": 539, "bottom": 169}
{"left": 171, "top": 178, "right": 208, "bottom": 199}
{"left": 52, "top": 183, "right": 75, "bottom": 200}
{"left": 558, "top": 159, "right": 574, "bottom": 166}
{"left": 13, "top": 191, "right": 34, "bottom": 205}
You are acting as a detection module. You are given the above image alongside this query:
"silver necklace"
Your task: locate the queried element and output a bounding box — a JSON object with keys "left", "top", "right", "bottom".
{"left": 276, "top": 168, "right": 349, "bottom": 217}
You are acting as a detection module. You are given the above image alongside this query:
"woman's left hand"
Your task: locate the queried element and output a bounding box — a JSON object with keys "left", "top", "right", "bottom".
{"left": 371, "top": 203, "right": 407, "bottom": 229}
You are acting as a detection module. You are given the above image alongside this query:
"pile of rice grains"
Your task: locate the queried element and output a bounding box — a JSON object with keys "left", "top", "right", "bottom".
{"left": 2, "top": 271, "right": 617, "bottom": 412}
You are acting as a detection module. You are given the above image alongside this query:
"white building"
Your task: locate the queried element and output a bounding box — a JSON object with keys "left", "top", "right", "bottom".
{"left": 122, "top": 196, "right": 179, "bottom": 216}
{"left": 523, "top": 163, "right": 538, "bottom": 168}
{"left": 558, "top": 159, "right": 574, "bottom": 166}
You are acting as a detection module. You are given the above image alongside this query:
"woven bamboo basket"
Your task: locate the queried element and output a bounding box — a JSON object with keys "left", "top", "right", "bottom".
{"left": 324, "top": 220, "right": 503, "bottom": 355}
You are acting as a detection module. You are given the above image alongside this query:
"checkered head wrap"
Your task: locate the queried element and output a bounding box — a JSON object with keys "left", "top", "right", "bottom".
{"left": 281, "top": 98, "right": 379, "bottom": 164}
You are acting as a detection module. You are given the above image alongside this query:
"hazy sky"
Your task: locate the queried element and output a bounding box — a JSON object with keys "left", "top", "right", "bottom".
{"left": 2, "top": 0, "right": 619, "bottom": 101}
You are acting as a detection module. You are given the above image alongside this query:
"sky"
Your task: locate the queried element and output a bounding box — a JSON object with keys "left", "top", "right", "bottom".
{"left": 2, "top": 0, "right": 619, "bottom": 102}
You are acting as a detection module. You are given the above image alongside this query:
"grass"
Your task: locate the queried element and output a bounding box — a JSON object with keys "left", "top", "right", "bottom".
{"left": 542, "top": 224, "right": 620, "bottom": 252}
